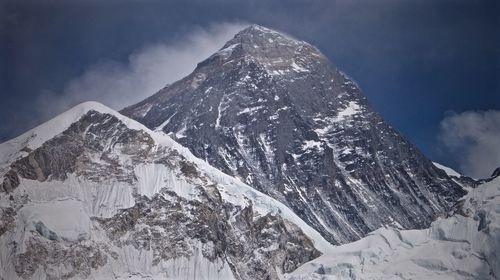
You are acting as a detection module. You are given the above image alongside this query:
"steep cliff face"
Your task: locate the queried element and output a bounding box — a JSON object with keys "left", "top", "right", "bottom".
{"left": 122, "top": 25, "right": 467, "bottom": 244}
{"left": 0, "top": 102, "right": 325, "bottom": 280}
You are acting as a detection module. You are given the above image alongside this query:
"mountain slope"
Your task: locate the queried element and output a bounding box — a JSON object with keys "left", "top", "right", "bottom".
{"left": 122, "top": 25, "right": 467, "bottom": 244}
{"left": 0, "top": 102, "right": 329, "bottom": 280}
{"left": 287, "top": 176, "right": 500, "bottom": 279}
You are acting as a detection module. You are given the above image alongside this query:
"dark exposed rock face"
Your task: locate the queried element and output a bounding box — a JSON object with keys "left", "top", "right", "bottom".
{"left": 0, "top": 207, "right": 15, "bottom": 236}
{"left": 491, "top": 167, "right": 500, "bottom": 179}
{"left": 98, "top": 188, "right": 320, "bottom": 279}
{"left": 13, "top": 238, "right": 108, "bottom": 280}
{"left": 4, "top": 111, "right": 155, "bottom": 187}
{"left": 1, "top": 169, "right": 19, "bottom": 193}
{"left": 0, "top": 107, "right": 320, "bottom": 279}
{"left": 122, "top": 25, "right": 467, "bottom": 244}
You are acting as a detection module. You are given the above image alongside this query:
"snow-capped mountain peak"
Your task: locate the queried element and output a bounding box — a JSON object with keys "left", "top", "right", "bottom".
{"left": 122, "top": 25, "right": 468, "bottom": 245}
{"left": 194, "top": 24, "right": 323, "bottom": 79}
{"left": 217, "top": 24, "right": 311, "bottom": 55}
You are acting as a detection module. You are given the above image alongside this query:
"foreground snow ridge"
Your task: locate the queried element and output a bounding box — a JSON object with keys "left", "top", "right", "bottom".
{"left": 287, "top": 176, "right": 500, "bottom": 280}
{"left": 0, "top": 101, "right": 330, "bottom": 280}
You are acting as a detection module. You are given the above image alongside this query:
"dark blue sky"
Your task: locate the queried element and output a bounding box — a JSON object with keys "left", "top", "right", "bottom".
{"left": 1, "top": 0, "right": 499, "bottom": 174}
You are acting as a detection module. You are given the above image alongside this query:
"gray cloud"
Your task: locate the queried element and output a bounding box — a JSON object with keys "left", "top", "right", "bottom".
{"left": 440, "top": 110, "right": 500, "bottom": 179}
{"left": 35, "top": 22, "right": 246, "bottom": 118}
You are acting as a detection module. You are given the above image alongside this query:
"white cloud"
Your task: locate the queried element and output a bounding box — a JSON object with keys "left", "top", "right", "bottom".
{"left": 439, "top": 110, "right": 500, "bottom": 179}
{"left": 36, "top": 22, "right": 246, "bottom": 117}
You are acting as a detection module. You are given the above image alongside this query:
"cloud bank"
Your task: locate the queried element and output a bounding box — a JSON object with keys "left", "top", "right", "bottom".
{"left": 36, "top": 22, "right": 246, "bottom": 118}
{"left": 440, "top": 110, "right": 500, "bottom": 178}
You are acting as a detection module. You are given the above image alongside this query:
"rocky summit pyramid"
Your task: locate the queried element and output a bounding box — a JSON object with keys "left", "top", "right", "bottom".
{"left": 122, "top": 25, "right": 467, "bottom": 244}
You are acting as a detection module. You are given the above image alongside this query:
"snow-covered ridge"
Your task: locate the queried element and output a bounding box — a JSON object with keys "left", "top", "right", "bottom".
{"left": 1, "top": 101, "right": 130, "bottom": 151}
{"left": 433, "top": 162, "right": 462, "bottom": 178}
{"left": 0, "top": 102, "right": 153, "bottom": 176}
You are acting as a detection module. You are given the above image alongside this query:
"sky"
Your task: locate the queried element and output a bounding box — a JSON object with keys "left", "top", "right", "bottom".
{"left": 1, "top": 0, "right": 499, "bottom": 178}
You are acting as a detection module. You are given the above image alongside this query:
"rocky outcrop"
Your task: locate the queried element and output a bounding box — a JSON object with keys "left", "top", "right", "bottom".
{"left": 13, "top": 238, "right": 108, "bottom": 279}
{"left": 491, "top": 167, "right": 500, "bottom": 179}
{"left": 97, "top": 188, "right": 320, "bottom": 279}
{"left": 1, "top": 169, "right": 20, "bottom": 193}
{"left": 0, "top": 207, "right": 15, "bottom": 236}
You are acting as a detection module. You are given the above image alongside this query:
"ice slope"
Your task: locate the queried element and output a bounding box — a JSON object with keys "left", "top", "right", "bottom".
{"left": 286, "top": 176, "right": 500, "bottom": 280}
{"left": 18, "top": 199, "right": 91, "bottom": 242}
{"left": 0, "top": 101, "right": 331, "bottom": 279}
{"left": 433, "top": 162, "right": 462, "bottom": 178}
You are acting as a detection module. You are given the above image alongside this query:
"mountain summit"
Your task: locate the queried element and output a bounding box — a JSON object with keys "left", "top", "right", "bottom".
{"left": 122, "top": 25, "right": 467, "bottom": 244}
{"left": 194, "top": 24, "right": 324, "bottom": 75}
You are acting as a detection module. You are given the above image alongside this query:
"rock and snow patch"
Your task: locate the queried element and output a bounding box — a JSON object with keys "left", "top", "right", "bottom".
{"left": 18, "top": 199, "right": 91, "bottom": 242}
{"left": 335, "top": 101, "right": 361, "bottom": 121}
{"left": 291, "top": 61, "right": 309, "bottom": 73}
{"left": 302, "top": 140, "right": 322, "bottom": 151}
{"left": 134, "top": 163, "right": 198, "bottom": 199}
{"left": 15, "top": 175, "right": 135, "bottom": 218}
{"left": 109, "top": 242, "right": 236, "bottom": 280}
{"left": 216, "top": 43, "right": 240, "bottom": 59}
{"left": 312, "top": 102, "right": 363, "bottom": 137}
{"left": 0, "top": 101, "right": 160, "bottom": 179}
